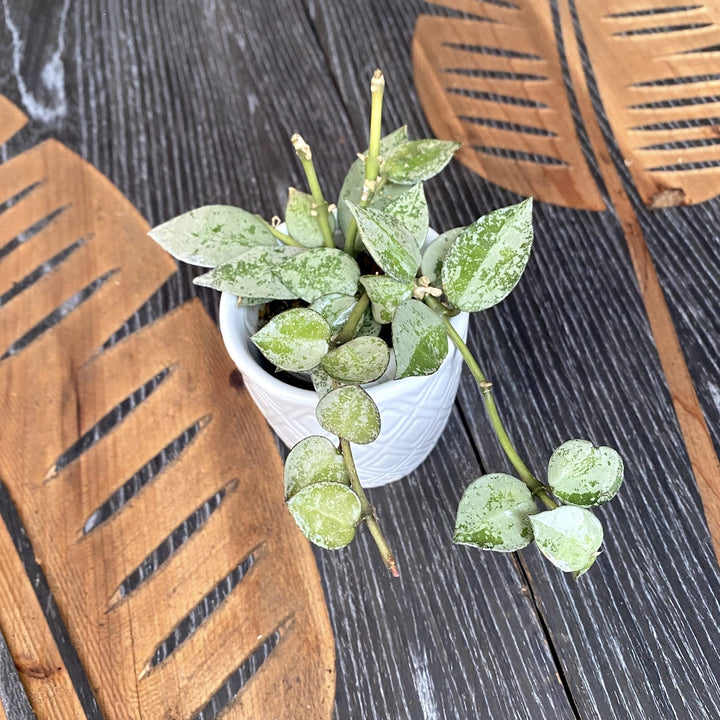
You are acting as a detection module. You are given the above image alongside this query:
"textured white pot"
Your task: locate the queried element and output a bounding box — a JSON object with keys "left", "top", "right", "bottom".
{"left": 218, "top": 233, "right": 469, "bottom": 487}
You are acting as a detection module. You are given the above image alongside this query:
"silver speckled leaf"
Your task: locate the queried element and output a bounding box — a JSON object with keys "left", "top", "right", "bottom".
{"left": 454, "top": 473, "right": 538, "bottom": 552}
{"left": 382, "top": 139, "right": 461, "bottom": 185}
{"left": 420, "top": 227, "right": 463, "bottom": 284}
{"left": 194, "top": 245, "right": 302, "bottom": 299}
{"left": 287, "top": 482, "right": 362, "bottom": 549}
{"left": 347, "top": 202, "right": 420, "bottom": 282}
{"left": 392, "top": 299, "right": 448, "bottom": 379}
{"left": 316, "top": 385, "right": 380, "bottom": 445}
{"left": 284, "top": 436, "right": 349, "bottom": 499}
{"left": 150, "top": 205, "right": 275, "bottom": 267}
{"left": 277, "top": 247, "right": 360, "bottom": 303}
{"left": 530, "top": 506, "right": 604, "bottom": 577}
{"left": 385, "top": 183, "right": 429, "bottom": 248}
{"left": 285, "top": 188, "right": 337, "bottom": 248}
{"left": 441, "top": 198, "right": 533, "bottom": 312}
{"left": 322, "top": 336, "right": 390, "bottom": 384}
{"left": 359, "top": 275, "right": 414, "bottom": 324}
{"left": 251, "top": 307, "right": 330, "bottom": 372}
{"left": 549, "top": 439, "right": 624, "bottom": 507}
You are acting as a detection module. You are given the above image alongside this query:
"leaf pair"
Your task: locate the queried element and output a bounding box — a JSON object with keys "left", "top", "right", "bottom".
{"left": 454, "top": 440, "right": 623, "bottom": 577}
{"left": 285, "top": 436, "right": 360, "bottom": 549}
{"left": 454, "top": 475, "right": 603, "bottom": 577}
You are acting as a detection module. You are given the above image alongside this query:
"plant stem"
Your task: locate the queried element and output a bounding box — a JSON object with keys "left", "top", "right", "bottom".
{"left": 340, "top": 438, "right": 399, "bottom": 577}
{"left": 365, "top": 70, "right": 385, "bottom": 183}
{"left": 424, "top": 296, "right": 557, "bottom": 510}
{"left": 334, "top": 292, "right": 370, "bottom": 345}
{"left": 291, "top": 133, "right": 335, "bottom": 248}
{"left": 344, "top": 72, "right": 386, "bottom": 258}
{"left": 255, "top": 215, "right": 302, "bottom": 246}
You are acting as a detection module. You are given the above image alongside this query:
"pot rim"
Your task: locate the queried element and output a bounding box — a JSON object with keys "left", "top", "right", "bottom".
{"left": 218, "top": 292, "right": 469, "bottom": 406}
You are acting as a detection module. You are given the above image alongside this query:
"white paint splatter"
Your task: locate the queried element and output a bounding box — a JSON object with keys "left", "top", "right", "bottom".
{"left": 410, "top": 645, "right": 438, "bottom": 720}
{"left": 3, "top": 0, "right": 70, "bottom": 123}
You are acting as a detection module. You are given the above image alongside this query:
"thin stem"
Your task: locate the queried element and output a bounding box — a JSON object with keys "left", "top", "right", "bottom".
{"left": 343, "top": 176, "right": 387, "bottom": 258}
{"left": 255, "top": 215, "right": 302, "bottom": 246}
{"left": 340, "top": 438, "right": 399, "bottom": 577}
{"left": 365, "top": 70, "right": 385, "bottom": 183}
{"left": 425, "top": 296, "right": 557, "bottom": 510}
{"left": 334, "top": 293, "right": 370, "bottom": 345}
{"left": 291, "top": 134, "right": 335, "bottom": 248}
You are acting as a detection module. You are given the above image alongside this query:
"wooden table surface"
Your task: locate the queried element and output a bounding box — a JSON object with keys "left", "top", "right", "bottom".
{"left": 2, "top": 1, "right": 720, "bottom": 719}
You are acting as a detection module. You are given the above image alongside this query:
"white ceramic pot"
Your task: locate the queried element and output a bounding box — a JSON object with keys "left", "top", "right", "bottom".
{"left": 218, "top": 229, "right": 469, "bottom": 488}
{"left": 219, "top": 295, "right": 468, "bottom": 488}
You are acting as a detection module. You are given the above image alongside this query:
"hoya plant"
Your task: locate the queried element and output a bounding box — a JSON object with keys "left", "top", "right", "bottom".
{"left": 150, "top": 70, "right": 624, "bottom": 579}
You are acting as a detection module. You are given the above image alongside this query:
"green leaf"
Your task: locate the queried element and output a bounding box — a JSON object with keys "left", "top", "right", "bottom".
{"left": 420, "top": 227, "right": 463, "bottom": 284}
{"left": 276, "top": 247, "right": 360, "bottom": 303}
{"left": 285, "top": 188, "right": 337, "bottom": 247}
{"left": 287, "top": 482, "right": 362, "bottom": 549}
{"left": 347, "top": 203, "right": 420, "bottom": 282}
{"left": 194, "top": 245, "right": 302, "bottom": 300}
{"left": 384, "top": 183, "right": 429, "bottom": 248}
{"left": 337, "top": 126, "right": 410, "bottom": 236}
{"left": 530, "top": 506, "right": 604, "bottom": 577}
{"left": 316, "top": 385, "right": 380, "bottom": 444}
{"left": 310, "top": 365, "right": 337, "bottom": 398}
{"left": 392, "top": 299, "right": 448, "bottom": 379}
{"left": 359, "top": 275, "right": 414, "bottom": 324}
{"left": 441, "top": 198, "right": 534, "bottom": 312}
{"left": 284, "top": 436, "right": 349, "bottom": 499}
{"left": 322, "top": 336, "right": 390, "bottom": 384}
{"left": 149, "top": 205, "right": 275, "bottom": 267}
{"left": 454, "top": 473, "right": 538, "bottom": 552}
{"left": 310, "top": 293, "right": 356, "bottom": 334}
{"left": 355, "top": 305, "right": 382, "bottom": 338}
{"left": 382, "top": 139, "right": 461, "bottom": 185}
{"left": 548, "top": 439, "right": 624, "bottom": 507}
{"left": 251, "top": 308, "right": 330, "bottom": 372}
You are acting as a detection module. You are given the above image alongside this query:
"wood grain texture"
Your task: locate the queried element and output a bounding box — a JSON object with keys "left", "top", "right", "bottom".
{"left": 0, "top": 621, "right": 35, "bottom": 720}
{"left": 305, "top": 0, "right": 720, "bottom": 718}
{"left": 413, "top": 0, "right": 607, "bottom": 210}
{"left": 0, "top": 120, "right": 335, "bottom": 718}
{"left": 1, "top": 1, "right": 719, "bottom": 719}
{"left": 413, "top": 0, "right": 720, "bottom": 557}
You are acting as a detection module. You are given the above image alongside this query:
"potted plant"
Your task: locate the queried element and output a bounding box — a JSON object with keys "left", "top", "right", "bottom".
{"left": 149, "top": 70, "right": 624, "bottom": 579}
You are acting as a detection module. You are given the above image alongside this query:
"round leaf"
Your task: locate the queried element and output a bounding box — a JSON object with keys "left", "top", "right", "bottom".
{"left": 359, "top": 275, "right": 414, "bottom": 324}
{"left": 194, "top": 245, "right": 302, "bottom": 300}
{"left": 149, "top": 205, "right": 276, "bottom": 267}
{"left": 322, "top": 336, "right": 390, "bottom": 384}
{"left": 549, "top": 439, "right": 624, "bottom": 507}
{"left": 454, "top": 473, "right": 538, "bottom": 552}
{"left": 316, "top": 385, "right": 380, "bottom": 444}
{"left": 346, "top": 202, "right": 420, "bottom": 282}
{"left": 530, "top": 506, "right": 604, "bottom": 577}
{"left": 392, "top": 299, "right": 448, "bottom": 379}
{"left": 310, "top": 293, "right": 356, "bottom": 333}
{"left": 382, "top": 139, "right": 461, "bottom": 185}
{"left": 441, "top": 197, "right": 533, "bottom": 312}
{"left": 384, "top": 183, "right": 429, "bottom": 248}
{"left": 284, "top": 436, "right": 349, "bottom": 499}
{"left": 285, "top": 188, "right": 337, "bottom": 247}
{"left": 420, "top": 227, "right": 463, "bottom": 284}
{"left": 287, "top": 482, "right": 362, "bottom": 549}
{"left": 337, "top": 126, "right": 410, "bottom": 235}
{"left": 276, "top": 247, "right": 360, "bottom": 303}
{"left": 251, "top": 308, "right": 330, "bottom": 372}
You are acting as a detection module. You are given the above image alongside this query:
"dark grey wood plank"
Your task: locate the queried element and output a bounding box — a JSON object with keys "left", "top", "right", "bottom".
{"left": 0, "top": 622, "right": 36, "bottom": 720}
{"left": 302, "top": 0, "right": 720, "bottom": 718}
{"left": 0, "top": 2, "right": 578, "bottom": 719}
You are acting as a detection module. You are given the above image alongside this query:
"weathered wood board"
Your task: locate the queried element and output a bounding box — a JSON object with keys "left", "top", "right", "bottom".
{"left": 0, "top": 97, "right": 334, "bottom": 720}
